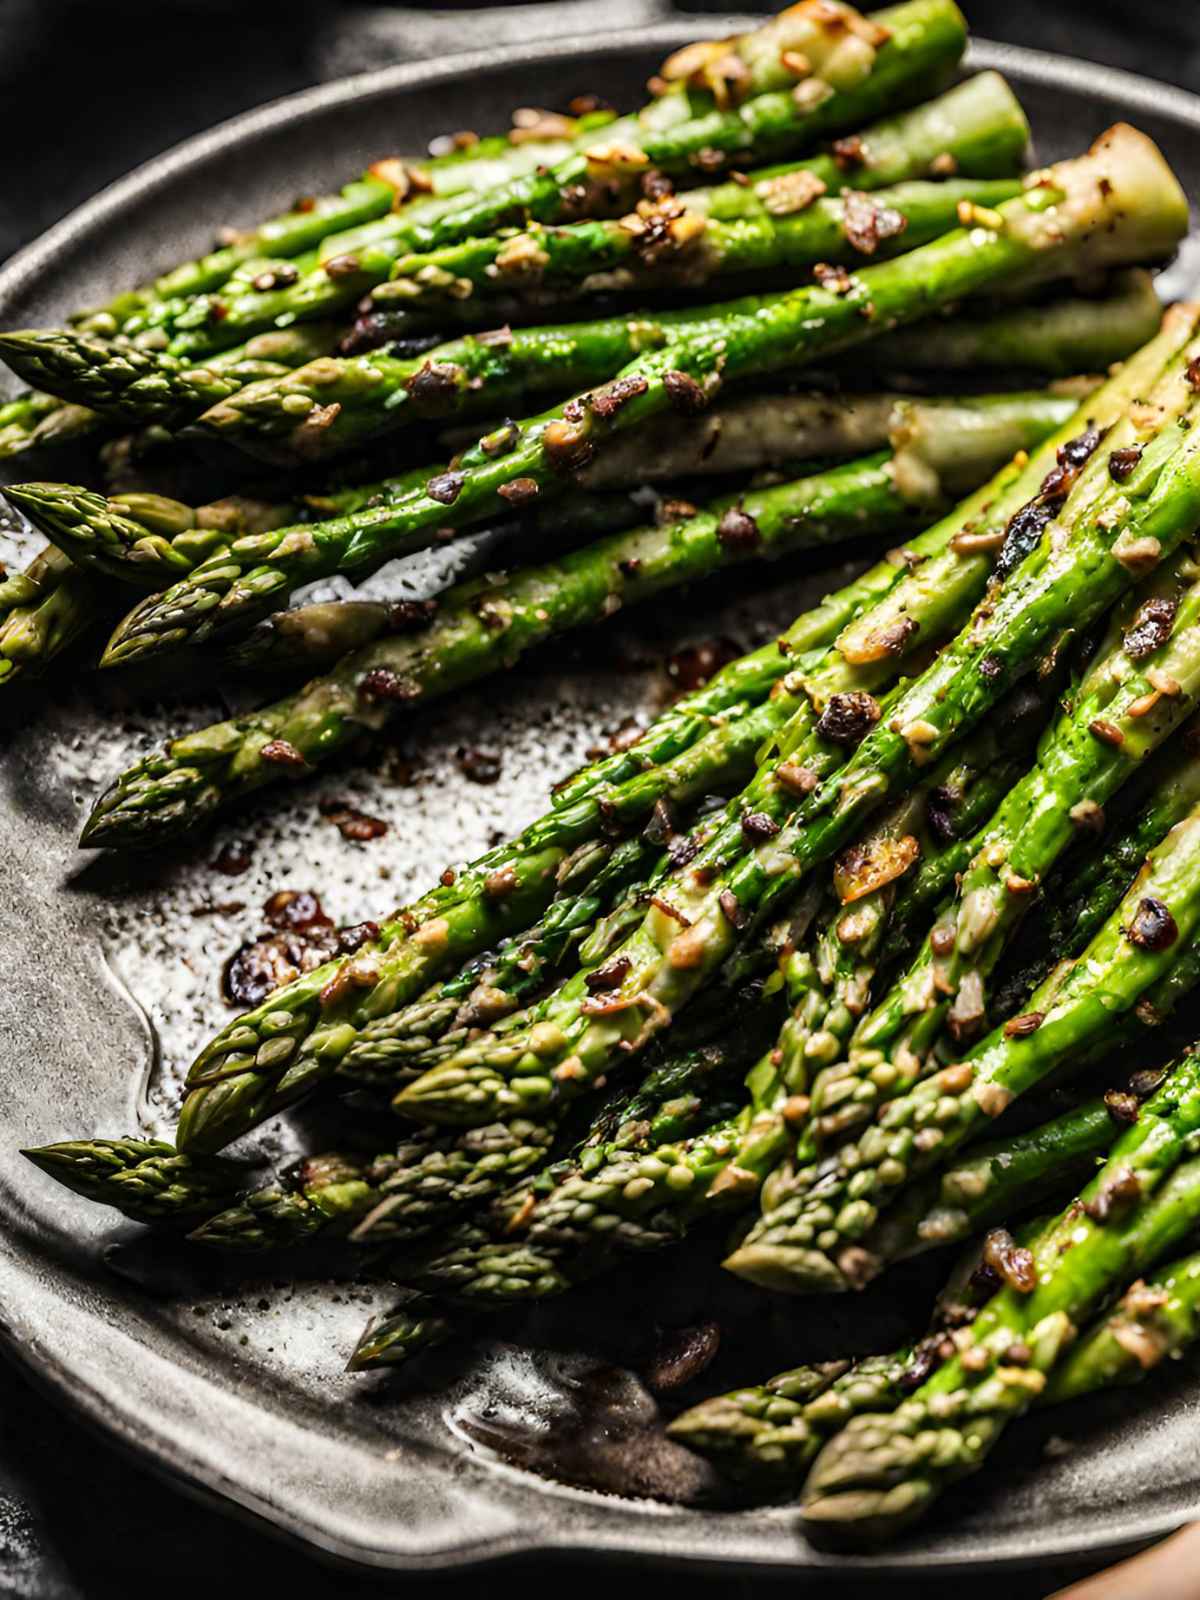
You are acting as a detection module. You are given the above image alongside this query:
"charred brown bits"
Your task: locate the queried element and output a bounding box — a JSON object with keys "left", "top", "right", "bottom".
{"left": 1125, "top": 896, "right": 1179, "bottom": 951}
{"left": 817, "top": 690, "right": 881, "bottom": 746}
{"left": 995, "top": 423, "right": 1104, "bottom": 581}
{"left": 1123, "top": 595, "right": 1177, "bottom": 660}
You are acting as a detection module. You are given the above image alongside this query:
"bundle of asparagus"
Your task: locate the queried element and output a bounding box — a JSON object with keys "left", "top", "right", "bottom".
{"left": 10, "top": 0, "right": 1200, "bottom": 1550}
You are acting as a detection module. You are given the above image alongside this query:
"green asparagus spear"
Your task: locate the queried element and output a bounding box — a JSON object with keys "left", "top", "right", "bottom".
{"left": 21, "top": 1138, "right": 246, "bottom": 1222}
{"left": 166, "top": 309, "right": 1191, "bottom": 1155}
{"left": 0, "top": 69, "right": 1028, "bottom": 465}
{"left": 78, "top": 393, "right": 1076, "bottom": 844}
{"left": 194, "top": 994, "right": 763, "bottom": 1253}
{"left": 0, "top": 323, "right": 343, "bottom": 430}
{"left": 95, "top": 126, "right": 1187, "bottom": 662}
{"left": 114, "top": 2, "right": 970, "bottom": 361}
{"left": 378, "top": 177, "right": 1021, "bottom": 321}
{"left": 222, "top": 599, "right": 414, "bottom": 675}
{"left": 797, "top": 540, "right": 1200, "bottom": 1155}
{"left": 396, "top": 299, "right": 1200, "bottom": 1137}
{"left": 675, "top": 1227, "right": 1200, "bottom": 1499}
{"left": 0, "top": 543, "right": 99, "bottom": 685}
{"left": 857, "top": 1096, "right": 1120, "bottom": 1267}
{"left": 728, "top": 801, "right": 1200, "bottom": 1296}
{"left": 847, "top": 269, "right": 1163, "bottom": 379}
{"left": 992, "top": 725, "right": 1200, "bottom": 1015}
{"left": 336, "top": 837, "right": 659, "bottom": 1086}
{"left": 74, "top": 113, "right": 624, "bottom": 335}
{"left": 801, "top": 1048, "right": 1200, "bottom": 1545}
{"left": 3, "top": 113, "right": 624, "bottom": 453}
{"left": 346, "top": 1294, "right": 456, "bottom": 1371}
{"left": 6, "top": 488, "right": 297, "bottom": 588}
{"left": 385, "top": 697, "right": 1058, "bottom": 1290}
{"left": 0, "top": 393, "right": 108, "bottom": 461}
{"left": 188, "top": 1122, "right": 557, "bottom": 1252}
{"left": 22, "top": 379, "right": 1066, "bottom": 589}
{"left": 1043, "top": 1247, "right": 1200, "bottom": 1401}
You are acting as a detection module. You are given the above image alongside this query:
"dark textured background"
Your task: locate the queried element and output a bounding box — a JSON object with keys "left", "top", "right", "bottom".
{"left": 2, "top": 4, "right": 1199, "bottom": 1596}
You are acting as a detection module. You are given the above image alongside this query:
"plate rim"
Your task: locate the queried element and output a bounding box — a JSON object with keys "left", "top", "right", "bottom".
{"left": 3, "top": 19, "right": 1200, "bottom": 1579}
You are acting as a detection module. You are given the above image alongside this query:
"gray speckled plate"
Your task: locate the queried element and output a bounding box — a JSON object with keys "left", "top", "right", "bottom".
{"left": 3, "top": 20, "right": 1200, "bottom": 1580}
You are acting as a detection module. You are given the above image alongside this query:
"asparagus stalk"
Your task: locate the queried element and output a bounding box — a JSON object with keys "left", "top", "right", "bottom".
{"left": 73, "top": 110, "right": 625, "bottom": 335}
{"left": 94, "top": 126, "right": 1188, "bottom": 662}
{"left": 1043, "top": 1247, "right": 1200, "bottom": 1402}
{"left": 377, "top": 177, "right": 1021, "bottom": 321}
{"left": 78, "top": 391, "right": 1074, "bottom": 844}
{"left": 384, "top": 700, "right": 1057, "bottom": 1292}
{"left": 0, "top": 394, "right": 107, "bottom": 461}
{"left": 55, "top": 303, "right": 744, "bottom": 464}
{"left": 346, "top": 1294, "right": 456, "bottom": 1371}
{"left": 21, "top": 1138, "right": 246, "bottom": 1222}
{"left": 192, "top": 997, "right": 763, "bottom": 1253}
{"left": 797, "top": 540, "right": 1200, "bottom": 1156}
{"left": 0, "top": 544, "right": 99, "bottom": 685}
{"left": 396, "top": 299, "right": 1200, "bottom": 1137}
{"left": 673, "top": 1165, "right": 1195, "bottom": 1496}
{"left": 6, "top": 488, "right": 297, "bottom": 588}
{"left": 2, "top": 113, "right": 625, "bottom": 453}
{"left": 166, "top": 308, "right": 1191, "bottom": 1156}
{"left": 336, "top": 836, "right": 660, "bottom": 1086}
{"left": 992, "top": 724, "right": 1200, "bottom": 1015}
{"left": 19, "top": 387, "right": 1078, "bottom": 594}
{"left": 188, "top": 1123, "right": 556, "bottom": 1252}
{"left": 801, "top": 1049, "right": 1200, "bottom": 1545}
{"left": 847, "top": 269, "right": 1163, "bottom": 379}
{"left": 857, "top": 1096, "right": 1119, "bottom": 1267}
{"left": 114, "top": 2, "right": 970, "bottom": 361}
{"left": 0, "top": 72, "right": 1030, "bottom": 467}
{"left": 727, "top": 799, "right": 1200, "bottom": 1296}
{"left": 0, "top": 323, "right": 342, "bottom": 431}
{"left": 192, "top": 276, "right": 1132, "bottom": 470}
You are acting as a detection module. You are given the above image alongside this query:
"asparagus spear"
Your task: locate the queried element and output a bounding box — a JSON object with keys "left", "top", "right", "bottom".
{"left": 223, "top": 599, "right": 423, "bottom": 676}
{"left": 188, "top": 1122, "right": 557, "bottom": 1252}
{"left": 335, "top": 836, "right": 660, "bottom": 1086}
{"left": 6, "top": 488, "right": 297, "bottom": 588}
{"left": 992, "top": 724, "right": 1200, "bottom": 1016}
{"left": 21, "top": 386, "right": 1077, "bottom": 592}
{"left": 1043, "top": 1247, "right": 1200, "bottom": 1402}
{"left": 93, "top": 126, "right": 1188, "bottom": 662}
{"left": 165, "top": 308, "right": 1192, "bottom": 1155}
{"left": 673, "top": 1155, "right": 1193, "bottom": 1496}
{"left": 79, "top": 391, "right": 1073, "bottom": 844}
{"left": 346, "top": 1294, "right": 456, "bottom": 1371}
{"left": 193, "top": 994, "right": 764, "bottom": 1255}
{"left": 0, "top": 323, "right": 342, "bottom": 431}
{"left": 675, "top": 1230, "right": 1200, "bottom": 1498}
{"left": 45, "top": 303, "right": 742, "bottom": 463}
{"left": 0, "top": 394, "right": 107, "bottom": 461}
{"left": 0, "top": 544, "right": 99, "bottom": 685}
{"left": 73, "top": 111, "right": 624, "bottom": 336}
{"left": 375, "top": 176, "right": 1022, "bottom": 321}
{"left": 796, "top": 540, "right": 1200, "bottom": 1156}
{"left": 801, "top": 1049, "right": 1200, "bottom": 1545}
{"left": 383, "top": 699, "right": 1057, "bottom": 1291}
{"left": 209, "top": 271, "right": 1139, "bottom": 472}
{"left": 396, "top": 300, "right": 1200, "bottom": 1136}
{"left": 21, "top": 1138, "right": 246, "bottom": 1222}
{"left": 0, "top": 70, "right": 1028, "bottom": 443}
{"left": 846, "top": 269, "right": 1163, "bottom": 380}
{"left": 3, "top": 113, "right": 625, "bottom": 454}
{"left": 113, "top": 2, "right": 970, "bottom": 361}
{"left": 727, "top": 798, "right": 1200, "bottom": 1296}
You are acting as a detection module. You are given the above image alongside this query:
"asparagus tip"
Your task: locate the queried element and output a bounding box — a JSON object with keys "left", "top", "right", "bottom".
{"left": 721, "top": 1241, "right": 849, "bottom": 1294}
